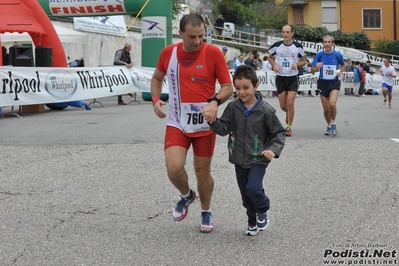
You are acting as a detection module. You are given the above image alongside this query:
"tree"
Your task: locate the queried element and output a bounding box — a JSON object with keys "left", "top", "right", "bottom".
{"left": 215, "top": 0, "right": 255, "bottom": 26}
{"left": 374, "top": 38, "right": 392, "bottom": 54}
{"left": 374, "top": 39, "right": 399, "bottom": 56}
{"left": 172, "top": 0, "right": 186, "bottom": 19}
{"left": 293, "top": 26, "right": 372, "bottom": 50}
{"left": 214, "top": 0, "right": 287, "bottom": 29}
{"left": 253, "top": 0, "right": 288, "bottom": 29}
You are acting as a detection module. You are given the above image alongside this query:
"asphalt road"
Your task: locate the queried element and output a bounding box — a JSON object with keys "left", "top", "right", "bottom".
{"left": 0, "top": 91, "right": 398, "bottom": 266}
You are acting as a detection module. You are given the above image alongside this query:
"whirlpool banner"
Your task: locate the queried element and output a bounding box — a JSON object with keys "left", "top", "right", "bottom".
{"left": 0, "top": 66, "right": 398, "bottom": 108}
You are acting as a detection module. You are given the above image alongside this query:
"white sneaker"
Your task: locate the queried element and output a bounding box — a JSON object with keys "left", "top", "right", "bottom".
{"left": 256, "top": 211, "right": 269, "bottom": 231}
{"left": 246, "top": 226, "right": 259, "bottom": 236}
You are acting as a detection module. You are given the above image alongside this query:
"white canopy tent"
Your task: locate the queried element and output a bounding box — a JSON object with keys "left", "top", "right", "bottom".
{"left": 0, "top": 25, "right": 91, "bottom": 66}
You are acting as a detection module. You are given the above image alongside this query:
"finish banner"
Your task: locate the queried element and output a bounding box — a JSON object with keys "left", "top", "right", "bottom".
{"left": 1, "top": 66, "right": 398, "bottom": 108}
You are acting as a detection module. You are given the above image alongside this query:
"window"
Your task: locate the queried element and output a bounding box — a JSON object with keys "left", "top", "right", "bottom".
{"left": 363, "top": 9, "right": 381, "bottom": 29}
{"left": 293, "top": 6, "right": 304, "bottom": 26}
{"left": 322, "top": 7, "right": 336, "bottom": 23}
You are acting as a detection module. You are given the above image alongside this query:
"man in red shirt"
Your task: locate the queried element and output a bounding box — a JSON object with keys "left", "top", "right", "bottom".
{"left": 151, "top": 13, "right": 233, "bottom": 233}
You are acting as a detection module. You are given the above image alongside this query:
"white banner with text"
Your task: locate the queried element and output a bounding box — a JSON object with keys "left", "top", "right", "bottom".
{"left": 1, "top": 66, "right": 398, "bottom": 108}
{"left": 73, "top": 15, "right": 126, "bottom": 36}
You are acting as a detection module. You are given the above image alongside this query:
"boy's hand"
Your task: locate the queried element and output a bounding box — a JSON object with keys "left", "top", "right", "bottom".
{"left": 261, "top": 150, "right": 275, "bottom": 160}
{"left": 201, "top": 101, "right": 218, "bottom": 124}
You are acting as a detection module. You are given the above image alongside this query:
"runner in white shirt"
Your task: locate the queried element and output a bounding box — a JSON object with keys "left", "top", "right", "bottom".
{"left": 268, "top": 25, "right": 306, "bottom": 137}
{"left": 380, "top": 58, "right": 397, "bottom": 108}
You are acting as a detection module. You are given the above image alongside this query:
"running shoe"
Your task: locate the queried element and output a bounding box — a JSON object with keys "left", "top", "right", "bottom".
{"left": 257, "top": 211, "right": 269, "bottom": 231}
{"left": 172, "top": 189, "right": 196, "bottom": 221}
{"left": 286, "top": 127, "right": 292, "bottom": 137}
{"left": 383, "top": 98, "right": 387, "bottom": 105}
{"left": 246, "top": 226, "right": 259, "bottom": 236}
{"left": 388, "top": 104, "right": 392, "bottom": 109}
{"left": 199, "top": 211, "right": 214, "bottom": 233}
{"left": 325, "top": 126, "right": 332, "bottom": 136}
{"left": 331, "top": 124, "right": 338, "bottom": 136}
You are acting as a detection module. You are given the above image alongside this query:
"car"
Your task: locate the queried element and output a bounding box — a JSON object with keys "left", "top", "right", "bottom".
{"left": 222, "top": 22, "right": 235, "bottom": 39}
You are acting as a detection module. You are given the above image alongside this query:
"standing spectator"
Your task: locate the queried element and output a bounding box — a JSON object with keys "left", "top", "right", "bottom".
{"left": 253, "top": 52, "right": 262, "bottom": 70}
{"left": 221, "top": 46, "right": 228, "bottom": 62}
{"left": 363, "top": 60, "right": 374, "bottom": 74}
{"left": 262, "top": 55, "right": 277, "bottom": 98}
{"left": 234, "top": 54, "right": 245, "bottom": 69}
{"left": 262, "top": 55, "right": 271, "bottom": 70}
{"left": 2, "top": 46, "right": 9, "bottom": 65}
{"left": 350, "top": 61, "right": 357, "bottom": 95}
{"left": 358, "top": 62, "right": 366, "bottom": 97}
{"left": 215, "top": 14, "right": 225, "bottom": 37}
{"left": 114, "top": 43, "right": 134, "bottom": 105}
{"left": 353, "top": 61, "right": 362, "bottom": 96}
{"left": 344, "top": 58, "right": 353, "bottom": 95}
{"left": 244, "top": 53, "right": 257, "bottom": 70}
{"left": 362, "top": 60, "right": 374, "bottom": 95}
{"left": 380, "top": 58, "right": 397, "bottom": 108}
{"left": 268, "top": 24, "right": 306, "bottom": 137}
{"left": 304, "top": 59, "right": 316, "bottom": 97}
{"left": 150, "top": 13, "right": 233, "bottom": 233}
{"left": 297, "top": 64, "right": 306, "bottom": 97}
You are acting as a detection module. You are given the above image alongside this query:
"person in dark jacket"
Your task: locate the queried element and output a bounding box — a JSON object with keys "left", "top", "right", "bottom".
{"left": 215, "top": 14, "right": 225, "bottom": 36}
{"left": 244, "top": 53, "right": 257, "bottom": 70}
{"left": 206, "top": 65, "right": 286, "bottom": 236}
{"left": 114, "top": 43, "right": 134, "bottom": 105}
{"left": 363, "top": 60, "right": 374, "bottom": 74}
{"left": 2, "top": 46, "right": 10, "bottom": 65}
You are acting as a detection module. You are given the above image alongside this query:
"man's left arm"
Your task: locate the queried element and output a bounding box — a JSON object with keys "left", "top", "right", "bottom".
{"left": 336, "top": 55, "right": 346, "bottom": 78}
{"left": 213, "top": 48, "right": 234, "bottom": 104}
{"left": 218, "top": 82, "right": 234, "bottom": 104}
{"left": 293, "top": 45, "right": 307, "bottom": 70}
{"left": 390, "top": 67, "right": 397, "bottom": 78}
{"left": 202, "top": 47, "right": 234, "bottom": 122}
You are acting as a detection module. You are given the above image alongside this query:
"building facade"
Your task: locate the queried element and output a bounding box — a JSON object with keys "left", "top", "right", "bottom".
{"left": 287, "top": 0, "right": 399, "bottom": 44}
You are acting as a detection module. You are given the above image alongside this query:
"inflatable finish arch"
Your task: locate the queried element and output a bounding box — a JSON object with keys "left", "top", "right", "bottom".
{"left": 0, "top": 0, "right": 66, "bottom": 67}
{"left": 37, "top": 0, "right": 173, "bottom": 68}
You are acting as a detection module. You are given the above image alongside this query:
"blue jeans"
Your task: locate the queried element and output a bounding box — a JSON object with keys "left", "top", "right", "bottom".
{"left": 235, "top": 164, "right": 270, "bottom": 226}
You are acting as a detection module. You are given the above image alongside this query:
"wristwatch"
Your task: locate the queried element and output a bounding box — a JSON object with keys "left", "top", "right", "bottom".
{"left": 207, "top": 93, "right": 221, "bottom": 106}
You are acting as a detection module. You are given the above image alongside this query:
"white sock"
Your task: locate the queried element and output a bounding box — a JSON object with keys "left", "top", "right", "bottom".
{"left": 182, "top": 190, "right": 191, "bottom": 199}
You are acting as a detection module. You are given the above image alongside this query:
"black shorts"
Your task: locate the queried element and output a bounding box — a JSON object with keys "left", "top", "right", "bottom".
{"left": 275, "top": 75, "right": 299, "bottom": 95}
{"left": 317, "top": 79, "right": 341, "bottom": 97}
